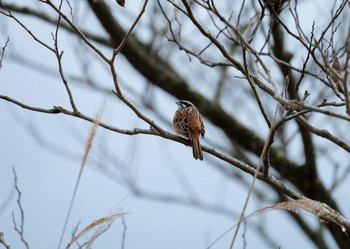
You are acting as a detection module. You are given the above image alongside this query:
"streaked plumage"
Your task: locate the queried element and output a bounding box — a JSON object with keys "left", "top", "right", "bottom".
{"left": 173, "top": 100, "right": 205, "bottom": 160}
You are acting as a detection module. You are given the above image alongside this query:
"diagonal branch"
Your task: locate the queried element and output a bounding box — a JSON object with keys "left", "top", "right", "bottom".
{"left": 0, "top": 233, "right": 11, "bottom": 249}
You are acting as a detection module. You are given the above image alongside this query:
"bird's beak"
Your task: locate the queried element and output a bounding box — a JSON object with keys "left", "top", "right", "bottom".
{"left": 175, "top": 101, "right": 181, "bottom": 105}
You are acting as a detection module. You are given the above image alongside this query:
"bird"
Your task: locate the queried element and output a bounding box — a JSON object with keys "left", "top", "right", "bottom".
{"left": 173, "top": 100, "right": 205, "bottom": 160}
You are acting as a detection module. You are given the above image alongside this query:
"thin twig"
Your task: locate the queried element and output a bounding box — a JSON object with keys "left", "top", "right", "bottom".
{"left": 108, "top": 0, "right": 167, "bottom": 136}
{"left": 11, "top": 167, "right": 30, "bottom": 249}
{"left": 242, "top": 48, "right": 271, "bottom": 128}
{"left": 0, "top": 3, "right": 54, "bottom": 52}
{"left": 107, "top": 0, "right": 167, "bottom": 137}
{"left": 0, "top": 36, "right": 9, "bottom": 70}
{"left": 41, "top": 0, "right": 109, "bottom": 62}
{"left": 52, "top": 0, "right": 78, "bottom": 113}
{"left": 295, "top": 22, "right": 315, "bottom": 98}
{"left": 111, "top": 0, "right": 149, "bottom": 61}
{"left": 343, "top": 29, "right": 350, "bottom": 114}
{"left": 236, "top": 0, "right": 246, "bottom": 27}
{"left": 108, "top": 0, "right": 167, "bottom": 135}
{"left": 2, "top": 3, "right": 113, "bottom": 48}
{"left": 121, "top": 216, "right": 127, "bottom": 249}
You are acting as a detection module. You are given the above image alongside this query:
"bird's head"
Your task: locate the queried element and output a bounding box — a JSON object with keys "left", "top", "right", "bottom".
{"left": 176, "top": 100, "right": 194, "bottom": 109}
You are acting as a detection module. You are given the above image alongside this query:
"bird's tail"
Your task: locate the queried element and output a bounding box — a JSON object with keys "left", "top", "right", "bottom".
{"left": 191, "top": 137, "right": 203, "bottom": 160}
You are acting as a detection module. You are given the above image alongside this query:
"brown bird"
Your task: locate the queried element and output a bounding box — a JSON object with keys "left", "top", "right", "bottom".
{"left": 173, "top": 100, "right": 205, "bottom": 160}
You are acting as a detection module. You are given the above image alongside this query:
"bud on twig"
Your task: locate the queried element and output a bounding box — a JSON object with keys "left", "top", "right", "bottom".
{"left": 116, "top": 0, "right": 125, "bottom": 7}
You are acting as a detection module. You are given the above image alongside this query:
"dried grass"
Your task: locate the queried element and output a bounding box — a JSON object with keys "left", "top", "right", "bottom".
{"left": 66, "top": 211, "right": 127, "bottom": 249}
{"left": 253, "top": 199, "right": 349, "bottom": 232}
{"left": 208, "top": 199, "right": 349, "bottom": 249}
{"left": 58, "top": 104, "right": 104, "bottom": 249}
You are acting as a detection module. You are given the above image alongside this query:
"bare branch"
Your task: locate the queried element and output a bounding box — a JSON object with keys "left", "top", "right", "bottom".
{"left": 296, "top": 116, "right": 350, "bottom": 153}
{"left": 0, "top": 94, "right": 307, "bottom": 205}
